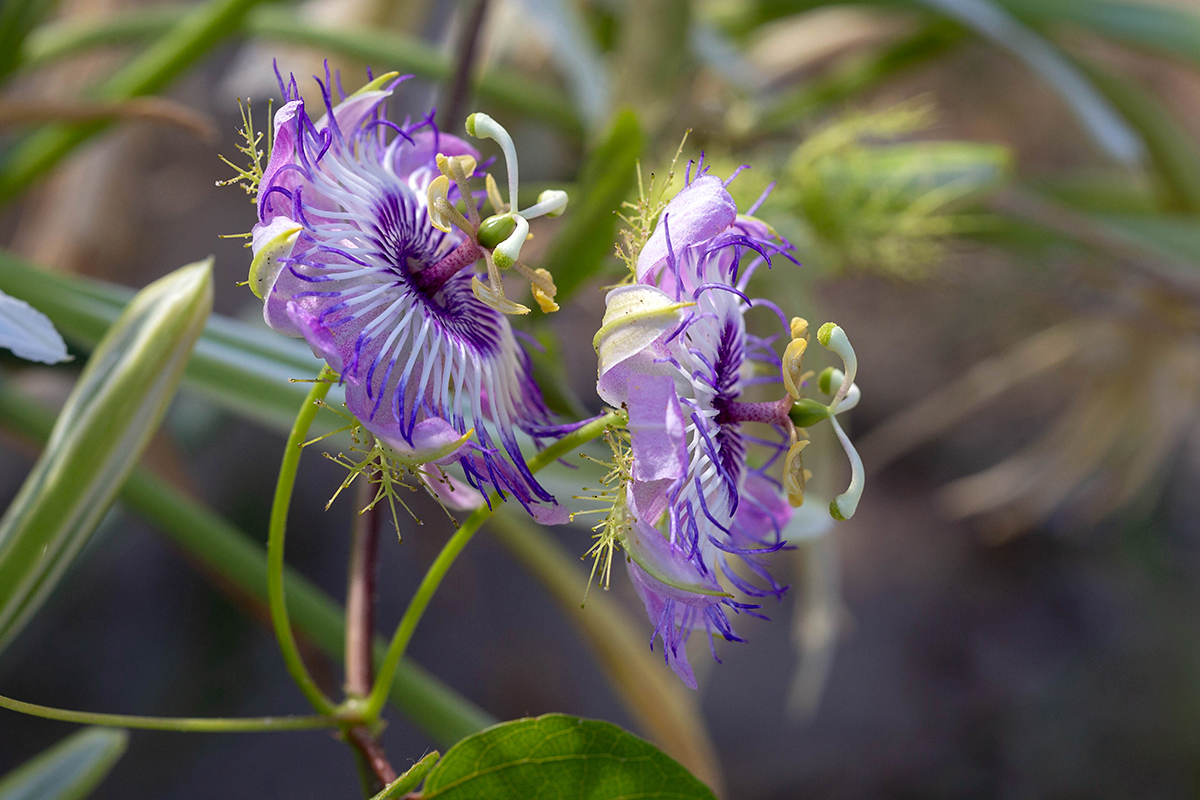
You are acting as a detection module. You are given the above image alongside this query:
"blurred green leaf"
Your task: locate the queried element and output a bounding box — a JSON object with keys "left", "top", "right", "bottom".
{"left": 543, "top": 110, "right": 643, "bottom": 301}
{"left": 21, "top": 5, "right": 182, "bottom": 66}
{"left": 0, "top": 0, "right": 270, "bottom": 201}
{"left": 1070, "top": 58, "right": 1200, "bottom": 214}
{"left": 20, "top": 6, "right": 582, "bottom": 134}
{"left": 417, "top": 714, "right": 717, "bottom": 799}
{"left": 998, "top": 0, "right": 1200, "bottom": 67}
{"left": 0, "top": 0, "right": 57, "bottom": 81}
{"left": 759, "top": 22, "right": 964, "bottom": 133}
{"left": 0, "top": 260, "right": 212, "bottom": 652}
{"left": 0, "top": 728, "right": 127, "bottom": 800}
{"left": 1098, "top": 214, "right": 1200, "bottom": 266}
{"left": 0, "top": 250, "right": 337, "bottom": 434}
{"left": 911, "top": 0, "right": 1143, "bottom": 164}
{"left": 720, "top": 0, "right": 1200, "bottom": 67}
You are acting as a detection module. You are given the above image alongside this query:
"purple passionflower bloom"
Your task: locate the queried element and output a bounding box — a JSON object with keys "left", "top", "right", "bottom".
{"left": 247, "top": 67, "right": 568, "bottom": 522}
{"left": 595, "top": 163, "right": 804, "bottom": 687}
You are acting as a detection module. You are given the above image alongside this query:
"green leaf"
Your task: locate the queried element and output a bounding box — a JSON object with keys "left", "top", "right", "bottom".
{"left": 370, "top": 752, "right": 440, "bottom": 800}
{"left": 417, "top": 714, "right": 717, "bottom": 800}
{"left": 543, "top": 110, "right": 643, "bottom": 301}
{"left": 0, "top": 260, "right": 212, "bottom": 652}
{"left": 0, "top": 728, "right": 127, "bottom": 800}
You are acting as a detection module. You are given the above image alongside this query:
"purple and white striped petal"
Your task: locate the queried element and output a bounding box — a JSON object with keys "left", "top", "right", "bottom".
{"left": 249, "top": 68, "right": 566, "bottom": 519}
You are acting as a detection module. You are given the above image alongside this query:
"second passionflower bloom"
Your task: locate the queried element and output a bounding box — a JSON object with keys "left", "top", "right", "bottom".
{"left": 245, "top": 67, "right": 570, "bottom": 521}
{"left": 595, "top": 164, "right": 863, "bottom": 686}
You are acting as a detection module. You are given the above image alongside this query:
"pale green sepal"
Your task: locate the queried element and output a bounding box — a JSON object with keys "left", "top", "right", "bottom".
{"left": 0, "top": 260, "right": 213, "bottom": 653}
{"left": 620, "top": 525, "right": 732, "bottom": 598}
{"left": 248, "top": 225, "right": 300, "bottom": 300}
{"left": 593, "top": 284, "right": 694, "bottom": 362}
{"left": 382, "top": 428, "right": 474, "bottom": 467}
{"left": 0, "top": 727, "right": 128, "bottom": 800}
{"left": 349, "top": 71, "right": 400, "bottom": 99}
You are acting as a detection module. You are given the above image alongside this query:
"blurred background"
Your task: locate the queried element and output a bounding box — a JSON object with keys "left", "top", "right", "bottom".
{"left": 5, "top": 0, "right": 1200, "bottom": 796}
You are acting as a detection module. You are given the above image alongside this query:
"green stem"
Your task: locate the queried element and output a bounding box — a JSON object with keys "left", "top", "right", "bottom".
{"left": 362, "top": 409, "right": 624, "bottom": 721}
{"left": 0, "top": 694, "right": 335, "bottom": 732}
{"left": 0, "top": 377, "right": 495, "bottom": 746}
{"left": 269, "top": 367, "right": 339, "bottom": 716}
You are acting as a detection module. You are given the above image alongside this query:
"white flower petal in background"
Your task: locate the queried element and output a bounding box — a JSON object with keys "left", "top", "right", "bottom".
{"left": 0, "top": 288, "right": 70, "bottom": 364}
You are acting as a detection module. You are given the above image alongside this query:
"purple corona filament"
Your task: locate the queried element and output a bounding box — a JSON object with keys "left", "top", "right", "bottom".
{"left": 249, "top": 65, "right": 568, "bottom": 522}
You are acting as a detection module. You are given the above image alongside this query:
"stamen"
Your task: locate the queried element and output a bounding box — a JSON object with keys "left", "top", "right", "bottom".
{"left": 783, "top": 439, "right": 810, "bottom": 507}
{"left": 431, "top": 196, "right": 475, "bottom": 239}
{"left": 436, "top": 153, "right": 481, "bottom": 227}
{"left": 485, "top": 173, "right": 508, "bottom": 214}
{"left": 783, "top": 337, "right": 807, "bottom": 400}
{"left": 471, "top": 250, "right": 530, "bottom": 315}
{"left": 427, "top": 176, "right": 453, "bottom": 232}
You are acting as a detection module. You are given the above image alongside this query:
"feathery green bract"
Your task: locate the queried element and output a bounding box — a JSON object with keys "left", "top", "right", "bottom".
{"left": 0, "top": 260, "right": 212, "bottom": 653}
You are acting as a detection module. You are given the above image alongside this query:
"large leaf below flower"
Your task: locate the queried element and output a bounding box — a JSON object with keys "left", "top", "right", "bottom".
{"left": 415, "top": 714, "right": 717, "bottom": 800}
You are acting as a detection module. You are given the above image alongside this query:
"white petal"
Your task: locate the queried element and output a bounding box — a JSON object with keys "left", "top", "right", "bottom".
{"left": 0, "top": 289, "right": 70, "bottom": 364}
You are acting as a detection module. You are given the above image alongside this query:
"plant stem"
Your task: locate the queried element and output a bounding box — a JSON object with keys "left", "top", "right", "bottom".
{"left": 347, "top": 726, "right": 398, "bottom": 788}
{"left": 362, "top": 409, "right": 624, "bottom": 721}
{"left": 344, "top": 471, "right": 395, "bottom": 795}
{"left": 269, "top": 367, "right": 339, "bottom": 716}
{"left": 441, "top": 0, "right": 490, "bottom": 130}
{"left": 0, "top": 694, "right": 335, "bottom": 732}
{"left": 0, "top": 376, "right": 496, "bottom": 745}
{"left": 345, "top": 477, "right": 380, "bottom": 698}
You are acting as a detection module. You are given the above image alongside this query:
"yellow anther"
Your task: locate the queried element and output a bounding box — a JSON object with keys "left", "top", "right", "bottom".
{"left": 790, "top": 316, "right": 809, "bottom": 341}
{"left": 783, "top": 337, "right": 808, "bottom": 400}
{"left": 436, "top": 153, "right": 477, "bottom": 181}
{"left": 530, "top": 268, "right": 556, "bottom": 311}
{"left": 471, "top": 275, "right": 530, "bottom": 315}
{"left": 427, "top": 176, "right": 453, "bottom": 232}
{"left": 486, "top": 173, "right": 508, "bottom": 214}
{"left": 783, "top": 439, "right": 810, "bottom": 508}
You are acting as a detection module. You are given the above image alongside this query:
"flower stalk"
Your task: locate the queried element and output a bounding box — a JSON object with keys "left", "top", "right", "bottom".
{"left": 268, "top": 367, "right": 339, "bottom": 717}
{"left": 361, "top": 409, "right": 625, "bottom": 722}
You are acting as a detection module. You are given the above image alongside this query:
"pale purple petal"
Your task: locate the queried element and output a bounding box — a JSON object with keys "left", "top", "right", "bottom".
{"left": 636, "top": 175, "right": 736, "bottom": 281}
